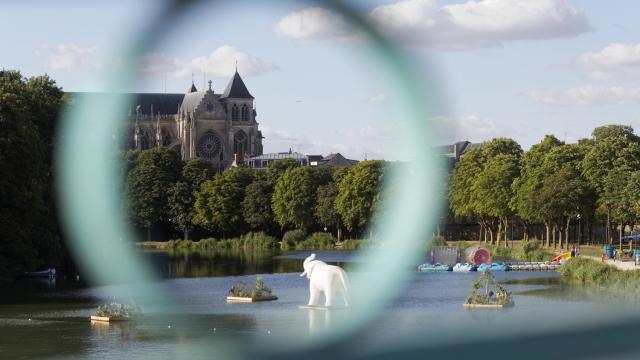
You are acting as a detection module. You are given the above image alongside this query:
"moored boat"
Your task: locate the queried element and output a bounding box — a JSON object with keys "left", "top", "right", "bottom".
{"left": 452, "top": 263, "right": 477, "bottom": 272}
{"left": 418, "top": 263, "right": 453, "bottom": 272}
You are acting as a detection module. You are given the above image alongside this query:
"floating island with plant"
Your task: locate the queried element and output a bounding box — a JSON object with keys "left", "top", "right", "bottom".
{"left": 227, "top": 277, "right": 278, "bottom": 303}
{"left": 90, "top": 301, "right": 143, "bottom": 322}
{"left": 464, "top": 271, "right": 514, "bottom": 308}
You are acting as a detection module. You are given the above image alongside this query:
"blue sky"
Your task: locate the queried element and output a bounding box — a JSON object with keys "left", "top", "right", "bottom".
{"left": 2, "top": 0, "right": 640, "bottom": 159}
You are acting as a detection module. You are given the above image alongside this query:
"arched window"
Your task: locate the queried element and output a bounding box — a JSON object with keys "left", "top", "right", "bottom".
{"left": 233, "top": 130, "right": 248, "bottom": 158}
{"left": 231, "top": 104, "right": 239, "bottom": 121}
{"left": 162, "top": 130, "right": 172, "bottom": 147}
{"left": 241, "top": 104, "right": 249, "bottom": 121}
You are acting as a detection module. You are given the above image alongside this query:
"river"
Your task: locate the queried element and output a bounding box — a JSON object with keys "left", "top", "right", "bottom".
{"left": 0, "top": 250, "right": 626, "bottom": 359}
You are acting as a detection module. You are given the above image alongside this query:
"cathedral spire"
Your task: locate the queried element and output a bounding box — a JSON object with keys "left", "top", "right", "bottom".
{"left": 221, "top": 70, "right": 254, "bottom": 99}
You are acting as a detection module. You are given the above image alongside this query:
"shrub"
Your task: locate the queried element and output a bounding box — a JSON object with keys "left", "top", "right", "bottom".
{"left": 198, "top": 238, "right": 217, "bottom": 249}
{"left": 281, "top": 229, "right": 307, "bottom": 251}
{"left": 242, "top": 232, "right": 277, "bottom": 250}
{"left": 296, "top": 232, "right": 336, "bottom": 250}
{"left": 342, "top": 239, "right": 366, "bottom": 250}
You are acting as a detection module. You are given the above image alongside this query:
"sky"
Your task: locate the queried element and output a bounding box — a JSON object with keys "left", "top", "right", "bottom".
{"left": 2, "top": 0, "right": 640, "bottom": 159}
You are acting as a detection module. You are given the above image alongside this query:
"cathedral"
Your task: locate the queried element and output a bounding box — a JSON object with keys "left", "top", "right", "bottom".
{"left": 127, "top": 70, "right": 263, "bottom": 171}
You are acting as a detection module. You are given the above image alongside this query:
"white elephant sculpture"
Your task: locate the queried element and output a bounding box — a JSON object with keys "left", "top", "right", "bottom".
{"left": 300, "top": 253, "right": 350, "bottom": 307}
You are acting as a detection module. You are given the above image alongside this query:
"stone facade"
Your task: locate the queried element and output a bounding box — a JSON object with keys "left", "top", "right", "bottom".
{"left": 129, "top": 71, "right": 263, "bottom": 171}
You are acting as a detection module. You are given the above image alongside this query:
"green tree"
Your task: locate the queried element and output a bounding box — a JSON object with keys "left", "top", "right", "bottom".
{"left": 0, "top": 70, "right": 65, "bottom": 273}
{"left": 166, "top": 158, "right": 214, "bottom": 239}
{"left": 315, "top": 182, "right": 342, "bottom": 240}
{"left": 272, "top": 166, "right": 327, "bottom": 231}
{"left": 335, "top": 160, "right": 384, "bottom": 234}
{"left": 125, "top": 147, "right": 182, "bottom": 240}
{"left": 182, "top": 157, "right": 215, "bottom": 189}
{"left": 474, "top": 153, "right": 521, "bottom": 246}
{"left": 511, "top": 135, "right": 563, "bottom": 243}
{"left": 242, "top": 175, "right": 278, "bottom": 234}
{"left": 449, "top": 138, "right": 521, "bottom": 245}
{"left": 583, "top": 125, "right": 640, "bottom": 243}
{"left": 267, "top": 158, "right": 300, "bottom": 185}
{"left": 193, "top": 167, "right": 254, "bottom": 236}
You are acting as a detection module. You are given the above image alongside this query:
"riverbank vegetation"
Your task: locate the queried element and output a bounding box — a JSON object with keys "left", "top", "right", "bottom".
{"left": 559, "top": 257, "right": 640, "bottom": 289}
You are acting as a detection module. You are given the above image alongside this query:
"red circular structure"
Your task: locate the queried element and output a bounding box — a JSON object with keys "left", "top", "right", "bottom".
{"left": 472, "top": 248, "right": 491, "bottom": 265}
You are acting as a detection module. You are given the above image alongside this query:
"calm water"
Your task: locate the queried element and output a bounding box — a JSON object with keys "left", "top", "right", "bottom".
{"left": 0, "top": 250, "right": 629, "bottom": 359}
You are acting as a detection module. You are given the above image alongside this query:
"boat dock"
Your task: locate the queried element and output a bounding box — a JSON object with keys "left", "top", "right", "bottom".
{"left": 508, "top": 262, "right": 561, "bottom": 271}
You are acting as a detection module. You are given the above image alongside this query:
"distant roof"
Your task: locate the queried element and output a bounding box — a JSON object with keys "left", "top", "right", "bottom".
{"left": 222, "top": 71, "right": 254, "bottom": 99}
{"left": 250, "top": 152, "right": 309, "bottom": 161}
{"left": 189, "top": 83, "right": 197, "bottom": 93}
{"left": 317, "top": 153, "right": 359, "bottom": 167}
{"left": 67, "top": 92, "right": 185, "bottom": 115}
{"left": 438, "top": 141, "right": 480, "bottom": 158}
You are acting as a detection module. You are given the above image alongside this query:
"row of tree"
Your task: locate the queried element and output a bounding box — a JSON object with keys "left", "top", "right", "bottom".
{"left": 123, "top": 148, "right": 384, "bottom": 241}
{"left": 449, "top": 125, "right": 640, "bottom": 248}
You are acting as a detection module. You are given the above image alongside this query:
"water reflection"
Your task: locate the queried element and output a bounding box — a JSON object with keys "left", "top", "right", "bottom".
{"left": 145, "top": 249, "right": 354, "bottom": 278}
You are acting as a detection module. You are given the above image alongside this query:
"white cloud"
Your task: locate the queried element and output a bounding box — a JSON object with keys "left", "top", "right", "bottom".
{"left": 339, "top": 124, "right": 397, "bottom": 141}
{"left": 139, "top": 45, "right": 278, "bottom": 78}
{"left": 274, "top": 7, "right": 354, "bottom": 42}
{"left": 577, "top": 43, "right": 640, "bottom": 80}
{"left": 434, "top": 115, "right": 514, "bottom": 142}
{"left": 275, "top": 0, "right": 589, "bottom": 51}
{"left": 36, "top": 43, "right": 102, "bottom": 70}
{"left": 529, "top": 85, "right": 640, "bottom": 106}
{"left": 366, "top": 93, "right": 389, "bottom": 103}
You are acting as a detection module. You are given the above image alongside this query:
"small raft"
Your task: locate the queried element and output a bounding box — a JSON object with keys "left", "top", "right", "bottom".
{"left": 226, "top": 295, "right": 278, "bottom": 303}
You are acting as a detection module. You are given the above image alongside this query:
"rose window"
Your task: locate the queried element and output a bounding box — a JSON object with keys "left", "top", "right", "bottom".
{"left": 197, "top": 132, "right": 222, "bottom": 160}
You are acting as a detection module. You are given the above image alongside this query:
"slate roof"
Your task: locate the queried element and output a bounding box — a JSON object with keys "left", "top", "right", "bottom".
{"left": 317, "top": 153, "right": 359, "bottom": 167}
{"left": 222, "top": 71, "right": 254, "bottom": 99}
{"left": 67, "top": 92, "right": 185, "bottom": 115}
{"left": 133, "top": 93, "right": 184, "bottom": 115}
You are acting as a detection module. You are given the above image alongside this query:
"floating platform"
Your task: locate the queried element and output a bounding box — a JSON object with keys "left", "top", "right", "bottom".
{"left": 226, "top": 295, "right": 278, "bottom": 303}
{"left": 90, "top": 315, "right": 132, "bottom": 322}
{"left": 463, "top": 302, "right": 514, "bottom": 309}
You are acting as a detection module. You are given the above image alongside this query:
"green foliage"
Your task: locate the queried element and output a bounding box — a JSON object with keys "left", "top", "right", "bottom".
{"left": 272, "top": 167, "right": 328, "bottom": 230}
{"left": 335, "top": 160, "right": 384, "bottom": 232}
{"left": 295, "top": 232, "right": 336, "bottom": 250}
{"left": 341, "top": 239, "right": 366, "bottom": 250}
{"left": 0, "top": 70, "right": 65, "bottom": 273}
{"left": 167, "top": 181, "right": 195, "bottom": 237}
{"left": 266, "top": 158, "right": 300, "bottom": 184}
{"left": 558, "top": 257, "right": 640, "bottom": 289}
{"left": 280, "top": 229, "right": 307, "bottom": 251}
{"left": 95, "top": 301, "right": 142, "bottom": 318}
{"left": 181, "top": 158, "right": 214, "bottom": 189}
{"left": 166, "top": 233, "right": 276, "bottom": 251}
{"left": 315, "top": 182, "right": 339, "bottom": 228}
{"left": 465, "top": 271, "right": 513, "bottom": 306}
{"left": 485, "top": 240, "right": 554, "bottom": 261}
{"left": 193, "top": 167, "right": 254, "bottom": 236}
{"left": 242, "top": 177, "right": 277, "bottom": 233}
{"left": 125, "top": 147, "right": 182, "bottom": 232}
{"left": 228, "top": 277, "right": 274, "bottom": 299}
